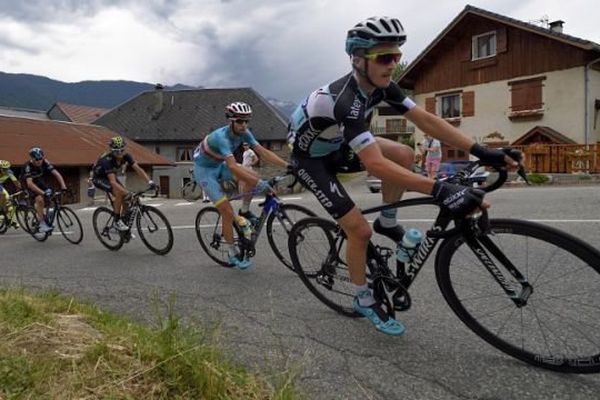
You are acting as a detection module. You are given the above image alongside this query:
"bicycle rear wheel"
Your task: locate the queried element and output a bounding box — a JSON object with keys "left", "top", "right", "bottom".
{"left": 266, "top": 203, "right": 316, "bottom": 272}
{"left": 136, "top": 206, "right": 173, "bottom": 255}
{"left": 182, "top": 181, "right": 203, "bottom": 202}
{"left": 0, "top": 211, "right": 7, "bottom": 234}
{"left": 436, "top": 218, "right": 600, "bottom": 373}
{"left": 56, "top": 206, "right": 83, "bottom": 244}
{"left": 92, "top": 206, "right": 124, "bottom": 251}
{"left": 288, "top": 217, "right": 361, "bottom": 317}
{"left": 195, "top": 206, "right": 235, "bottom": 267}
{"left": 15, "top": 205, "right": 32, "bottom": 233}
{"left": 26, "top": 210, "right": 49, "bottom": 242}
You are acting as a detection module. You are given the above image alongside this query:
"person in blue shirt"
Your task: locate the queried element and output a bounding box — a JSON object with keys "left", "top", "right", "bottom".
{"left": 193, "top": 102, "right": 289, "bottom": 269}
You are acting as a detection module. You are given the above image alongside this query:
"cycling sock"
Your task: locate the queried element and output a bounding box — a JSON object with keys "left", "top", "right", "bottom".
{"left": 356, "top": 284, "right": 376, "bottom": 307}
{"left": 379, "top": 204, "right": 397, "bottom": 228}
{"left": 226, "top": 243, "right": 239, "bottom": 258}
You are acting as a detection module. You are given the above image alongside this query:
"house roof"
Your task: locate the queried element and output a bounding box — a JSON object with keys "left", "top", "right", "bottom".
{"left": 399, "top": 5, "right": 600, "bottom": 86}
{"left": 93, "top": 87, "right": 289, "bottom": 143}
{"left": 0, "top": 115, "right": 173, "bottom": 167}
{"left": 0, "top": 106, "right": 49, "bottom": 120}
{"left": 512, "top": 125, "right": 577, "bottom": 145}
{"left": 49, "top": 102, "right": 109, "bottom": 124}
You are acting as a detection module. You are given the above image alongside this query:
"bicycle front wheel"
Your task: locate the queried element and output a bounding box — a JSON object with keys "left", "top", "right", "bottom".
{"left": 266, "top": 203, "right": 316, "bottom": 272}
{"left": 57, "top": 206, "right": 83, "bottom": 244}
{"left": 195, "top": 206, "right": 235, "bottom": 267}
{"left": 0, "top": 211, "right": 7, "bottom": 234}
{"left": 92, "top": 206, "right": 124, "bottom": 251}
{"left": 136, "top": 206, "right": 173, "bottom": 255}
{"left": 15, "top": 205, "right": 32, "bottom": 234}
{"left": 436, "top": 218, "right": 600, "bottom": 373}
{"left": 289, "top": 217, "right": 361, "bottom": 317}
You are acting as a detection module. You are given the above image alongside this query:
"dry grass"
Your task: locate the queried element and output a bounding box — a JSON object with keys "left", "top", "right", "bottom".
{"left": 0, "top": 289, "right": 302, "bottom": 400}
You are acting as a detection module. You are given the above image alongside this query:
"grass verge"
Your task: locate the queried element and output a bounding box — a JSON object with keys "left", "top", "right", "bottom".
{"left": 0, "top": 288, "right": 301, "bottom": 399}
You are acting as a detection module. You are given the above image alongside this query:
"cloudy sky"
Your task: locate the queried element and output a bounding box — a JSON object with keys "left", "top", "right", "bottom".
{"left": 0, "top": 0, "right": 598, "bottom": 102}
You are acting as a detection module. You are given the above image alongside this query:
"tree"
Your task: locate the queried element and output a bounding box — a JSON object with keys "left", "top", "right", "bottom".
{"left": 392, "top": 61, "right": 409, "bottom": 82}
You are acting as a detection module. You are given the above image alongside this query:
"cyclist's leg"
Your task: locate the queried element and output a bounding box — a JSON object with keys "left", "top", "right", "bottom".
{"left": 373, "top": 137, "right": 414, "bottom": 242}
{"left": 234, "top": 164, "right": 259, "bottom": 220}
{"left": 293, "top": 153, "right": 404, "bottom": 335}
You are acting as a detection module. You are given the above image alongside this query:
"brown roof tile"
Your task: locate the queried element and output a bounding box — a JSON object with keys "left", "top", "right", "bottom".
{"left": 54, "top": 102, "right": 110, "bottom": 124}
{"left": 0, "top": 116, "right": 173, "bottom": 167}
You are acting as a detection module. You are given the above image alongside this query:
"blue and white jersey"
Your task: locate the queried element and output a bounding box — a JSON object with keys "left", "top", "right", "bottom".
{"left": 288, "top": 73, "right": 416, "bottom": 158}
{"left": 193, "top": 125, "right": 260, "bottom": 168}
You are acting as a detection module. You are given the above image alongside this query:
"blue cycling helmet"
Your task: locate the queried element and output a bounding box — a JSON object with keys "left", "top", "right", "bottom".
{"left": 345, "top": 16, "right": 406, "bottom": 55}
{"left": 29, "top": 147, "right": 44, "bottom": 160}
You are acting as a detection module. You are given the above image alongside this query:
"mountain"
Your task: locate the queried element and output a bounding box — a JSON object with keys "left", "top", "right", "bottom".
{"left": 0, "top": 71, "right": 297, "bottom": 118}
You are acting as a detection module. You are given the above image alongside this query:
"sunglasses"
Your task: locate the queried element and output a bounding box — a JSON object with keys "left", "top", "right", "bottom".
{"left": 112, "top": 148, "right": 125, "bottom": 155}
{"left": 364, "top": 51, "right": 402, "bottom": 65}
{"left": 234, "top": 119, "right": 250, "bottom": 125}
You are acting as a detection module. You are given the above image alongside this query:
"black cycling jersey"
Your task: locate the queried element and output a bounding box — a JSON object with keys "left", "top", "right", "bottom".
{"left": 23, "top": 159, "right": 55, "bottom": 186}
{"left": 92, "top": 152, "right": 135, "bottom": 180}
{"left": 288, "top": 73, "right": 416, "bottom": 219}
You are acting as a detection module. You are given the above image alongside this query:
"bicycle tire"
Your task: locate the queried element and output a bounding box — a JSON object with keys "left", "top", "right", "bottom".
{"left": 56, "top": 206, "right": 84, "bottom": 244}
{"left": 266, "top": 203, "right": 316, "bottom": 272}
{"left": 288, "top": 217, "right": 361, "bottom": 317}
{"left": 182, "top": 181, "right": 203, "bottom": 202}
{"left": 195, "top": 206, "right": 235, "bottom": 267}
{"left": 0, "top": 211, "right": 7, "bottom": 234}
{"left": 136, "top": 206, "right": 173, "bottom": 255}
{"left": 92, "top": 206, "right": 124, "bottom": 251}
{"left": 15, "top": 205, "right": 32, "bottom": 233}
{"left": 27, "top": 209, "right": 49, "bottom": 242}
{"left": 436, "top": 218, "right": 600, "bottom": 373}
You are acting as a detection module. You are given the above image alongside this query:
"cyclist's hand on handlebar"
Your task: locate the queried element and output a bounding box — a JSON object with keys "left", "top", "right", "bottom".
{"left": 432, "top": 180, "right": 488, "bottom": 217}
{"left": 470, "top": 143, "right": 519, "bottom": 169}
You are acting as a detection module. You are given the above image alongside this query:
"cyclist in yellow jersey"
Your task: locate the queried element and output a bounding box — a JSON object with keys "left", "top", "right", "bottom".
{"left": 0, "top": 160, "right": 22, "bottom": 229}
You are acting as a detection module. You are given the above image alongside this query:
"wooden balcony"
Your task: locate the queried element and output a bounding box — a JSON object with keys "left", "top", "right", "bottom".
{"left": 507, "top": 144, "right": 600, "bottom": 174}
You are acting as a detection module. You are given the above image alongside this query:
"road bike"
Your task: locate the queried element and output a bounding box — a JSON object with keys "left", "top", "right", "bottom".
{"left": 92, "top": 187, "right": 173, "bottom": 255}
{"left": 288, "top": 152, "right": 600, "bottom": 373}
{"left": 195, "top": 174, "right": 316, "bottom": 271}
{"left": 0, "top": 190, "right": 31, "bottom": 234}
{"left": 26, "top": 190, "right": 84, "bottom": 244}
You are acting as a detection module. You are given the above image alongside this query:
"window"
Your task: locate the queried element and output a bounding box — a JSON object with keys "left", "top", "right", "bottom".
{"left": 177, "top": 147, "right": 194, "bottom": 161}
{"left": 472, "top": 31, "right": 497, "bottom": 60}
{"left": 154, "top": 146, "right": 160, "bottom": 155}
{"left": 438, "top": 94, "right": 461, "bottom": 119}
{"left": 385, "top": 118, "right": 407, "bottom": 133}
{"left": 508, "top": 77, "right": 545, "bottom": 114}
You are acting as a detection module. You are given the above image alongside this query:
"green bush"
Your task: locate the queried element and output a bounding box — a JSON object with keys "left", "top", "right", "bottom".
{"left": 527, "top": 173, "right": 550, "bottom": 184}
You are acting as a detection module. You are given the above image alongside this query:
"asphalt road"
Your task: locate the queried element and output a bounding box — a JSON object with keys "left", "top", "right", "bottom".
{"left": 1, "top": 182, "right": 600, "bottom": 399}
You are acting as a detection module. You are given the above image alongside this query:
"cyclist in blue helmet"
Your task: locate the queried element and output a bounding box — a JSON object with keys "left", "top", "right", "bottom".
{"left": 287, "top": 16, "right": 519, "bottom": 336}
{"left": 24, "top": 147, "right": 68, "bottom": 233}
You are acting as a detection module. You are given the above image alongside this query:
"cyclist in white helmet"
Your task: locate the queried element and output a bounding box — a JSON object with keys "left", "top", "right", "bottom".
{"left": 288, "top": 16, "right": 518, "bottom": 336}
{"left": 193, "top": 101, "right": 289, "bottom": 270}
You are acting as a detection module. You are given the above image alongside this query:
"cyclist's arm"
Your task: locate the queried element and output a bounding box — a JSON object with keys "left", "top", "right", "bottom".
{"left": 26, "top": 177, "right": 45, "bottom": 196}
{"left": 358, "top": 142, "right": 434, "bottom": 195}
{"left": 131, "top": 162, "right": 151, "bottom": 183}
{"left": 106, "top": 172, "right": 121, "bottom": 187}
{"left": 225, "top": 156, "right": 259, "bottom": 185}
{"left": 51, "top": 169, "right": 67, "bottom": 190}
{"left": 404, "top": 106, "right": 475, "bottom": 151}
{"left": 252, "top": 144, "right": 288, "bottom": 168}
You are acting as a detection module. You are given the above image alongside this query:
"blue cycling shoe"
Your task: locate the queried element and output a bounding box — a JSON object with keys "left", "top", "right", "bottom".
{"left": 353, "top": 297, "right": 406, "bottom": 336}
{"left": 229, "top": 254, "right": 253, "bottom": 270}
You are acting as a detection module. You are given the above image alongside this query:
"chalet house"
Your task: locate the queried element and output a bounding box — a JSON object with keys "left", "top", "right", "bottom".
{"left": 0, "top": 116, "right": 172, "bottom": 202}
{"left": 398, "top": 5, "right": 600, "bottom": 160}
{"left": 94, "top": 85, "right": 289, "bottom": 198}
{"left": 369, "top": 103, "right": 416, "bottom": 142}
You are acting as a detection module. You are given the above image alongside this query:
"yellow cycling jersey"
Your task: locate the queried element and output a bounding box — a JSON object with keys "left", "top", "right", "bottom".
{"left": 0, "top": 169, "right": 18, "bottom": 185}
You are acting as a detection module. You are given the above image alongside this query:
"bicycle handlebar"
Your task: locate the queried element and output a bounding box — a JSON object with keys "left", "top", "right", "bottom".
{"left": 443, "top": 148, "right": 529, "bottom": 193}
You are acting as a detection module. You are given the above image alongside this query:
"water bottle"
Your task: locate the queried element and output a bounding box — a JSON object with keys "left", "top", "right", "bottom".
{"left": 47, "top": 206, "right": 55, "bottom": 223}
{"left": 396, "top": 228, "right": 423, "bottom": 263}
{"left": 235, "top": 215, "right": 253, "bottom": 240}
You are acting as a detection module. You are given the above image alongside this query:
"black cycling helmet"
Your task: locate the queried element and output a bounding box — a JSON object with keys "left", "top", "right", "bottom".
{"left": 29, "top": 147, "right": 44, "bottom": 160}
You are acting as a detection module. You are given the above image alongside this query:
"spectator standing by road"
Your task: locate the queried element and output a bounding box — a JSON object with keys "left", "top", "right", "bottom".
{"left": 422, "top": 134, "right": 442, "bottom": 179}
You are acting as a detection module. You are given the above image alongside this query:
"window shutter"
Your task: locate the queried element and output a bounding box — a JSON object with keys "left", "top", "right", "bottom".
{"left": 509, "top": 78, "right": 544, "bottom": 111}
{"left": 462, "top": 91, "right": 475, "bottom": 117}
{"left": 425, "top": 97, "right": 436, "bottom": 114}
{"left": 497, "top": 27, "right": 507, "bottom": 53}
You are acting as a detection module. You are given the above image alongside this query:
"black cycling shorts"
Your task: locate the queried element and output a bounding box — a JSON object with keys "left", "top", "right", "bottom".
{"left": 291, "top": 147, "right": 364, "bottom": 219}
{"left": 92, "top": 177, "right": 124, "bottom": 194}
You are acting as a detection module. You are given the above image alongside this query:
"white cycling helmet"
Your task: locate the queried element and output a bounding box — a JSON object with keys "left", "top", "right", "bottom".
{"left": 345, "top": 16, "right": 406, "bottom": 55}
{"left": 225, "top": 102, "right": 253, "bottom": 120}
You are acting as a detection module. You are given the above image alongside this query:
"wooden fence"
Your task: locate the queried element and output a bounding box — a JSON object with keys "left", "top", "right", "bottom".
{"left": 507, "top": 144, "right": 600, "bottom": 174}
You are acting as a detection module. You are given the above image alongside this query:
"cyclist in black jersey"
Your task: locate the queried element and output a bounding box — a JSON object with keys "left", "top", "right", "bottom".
{"left": 91, "top": 136, "right": 156, "bottom": 231}
{"left": 288, "top": 16, "right": 518, "bottom": 336}
{"left": 24, "top": 147, "right": 68, "bottom": 233}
